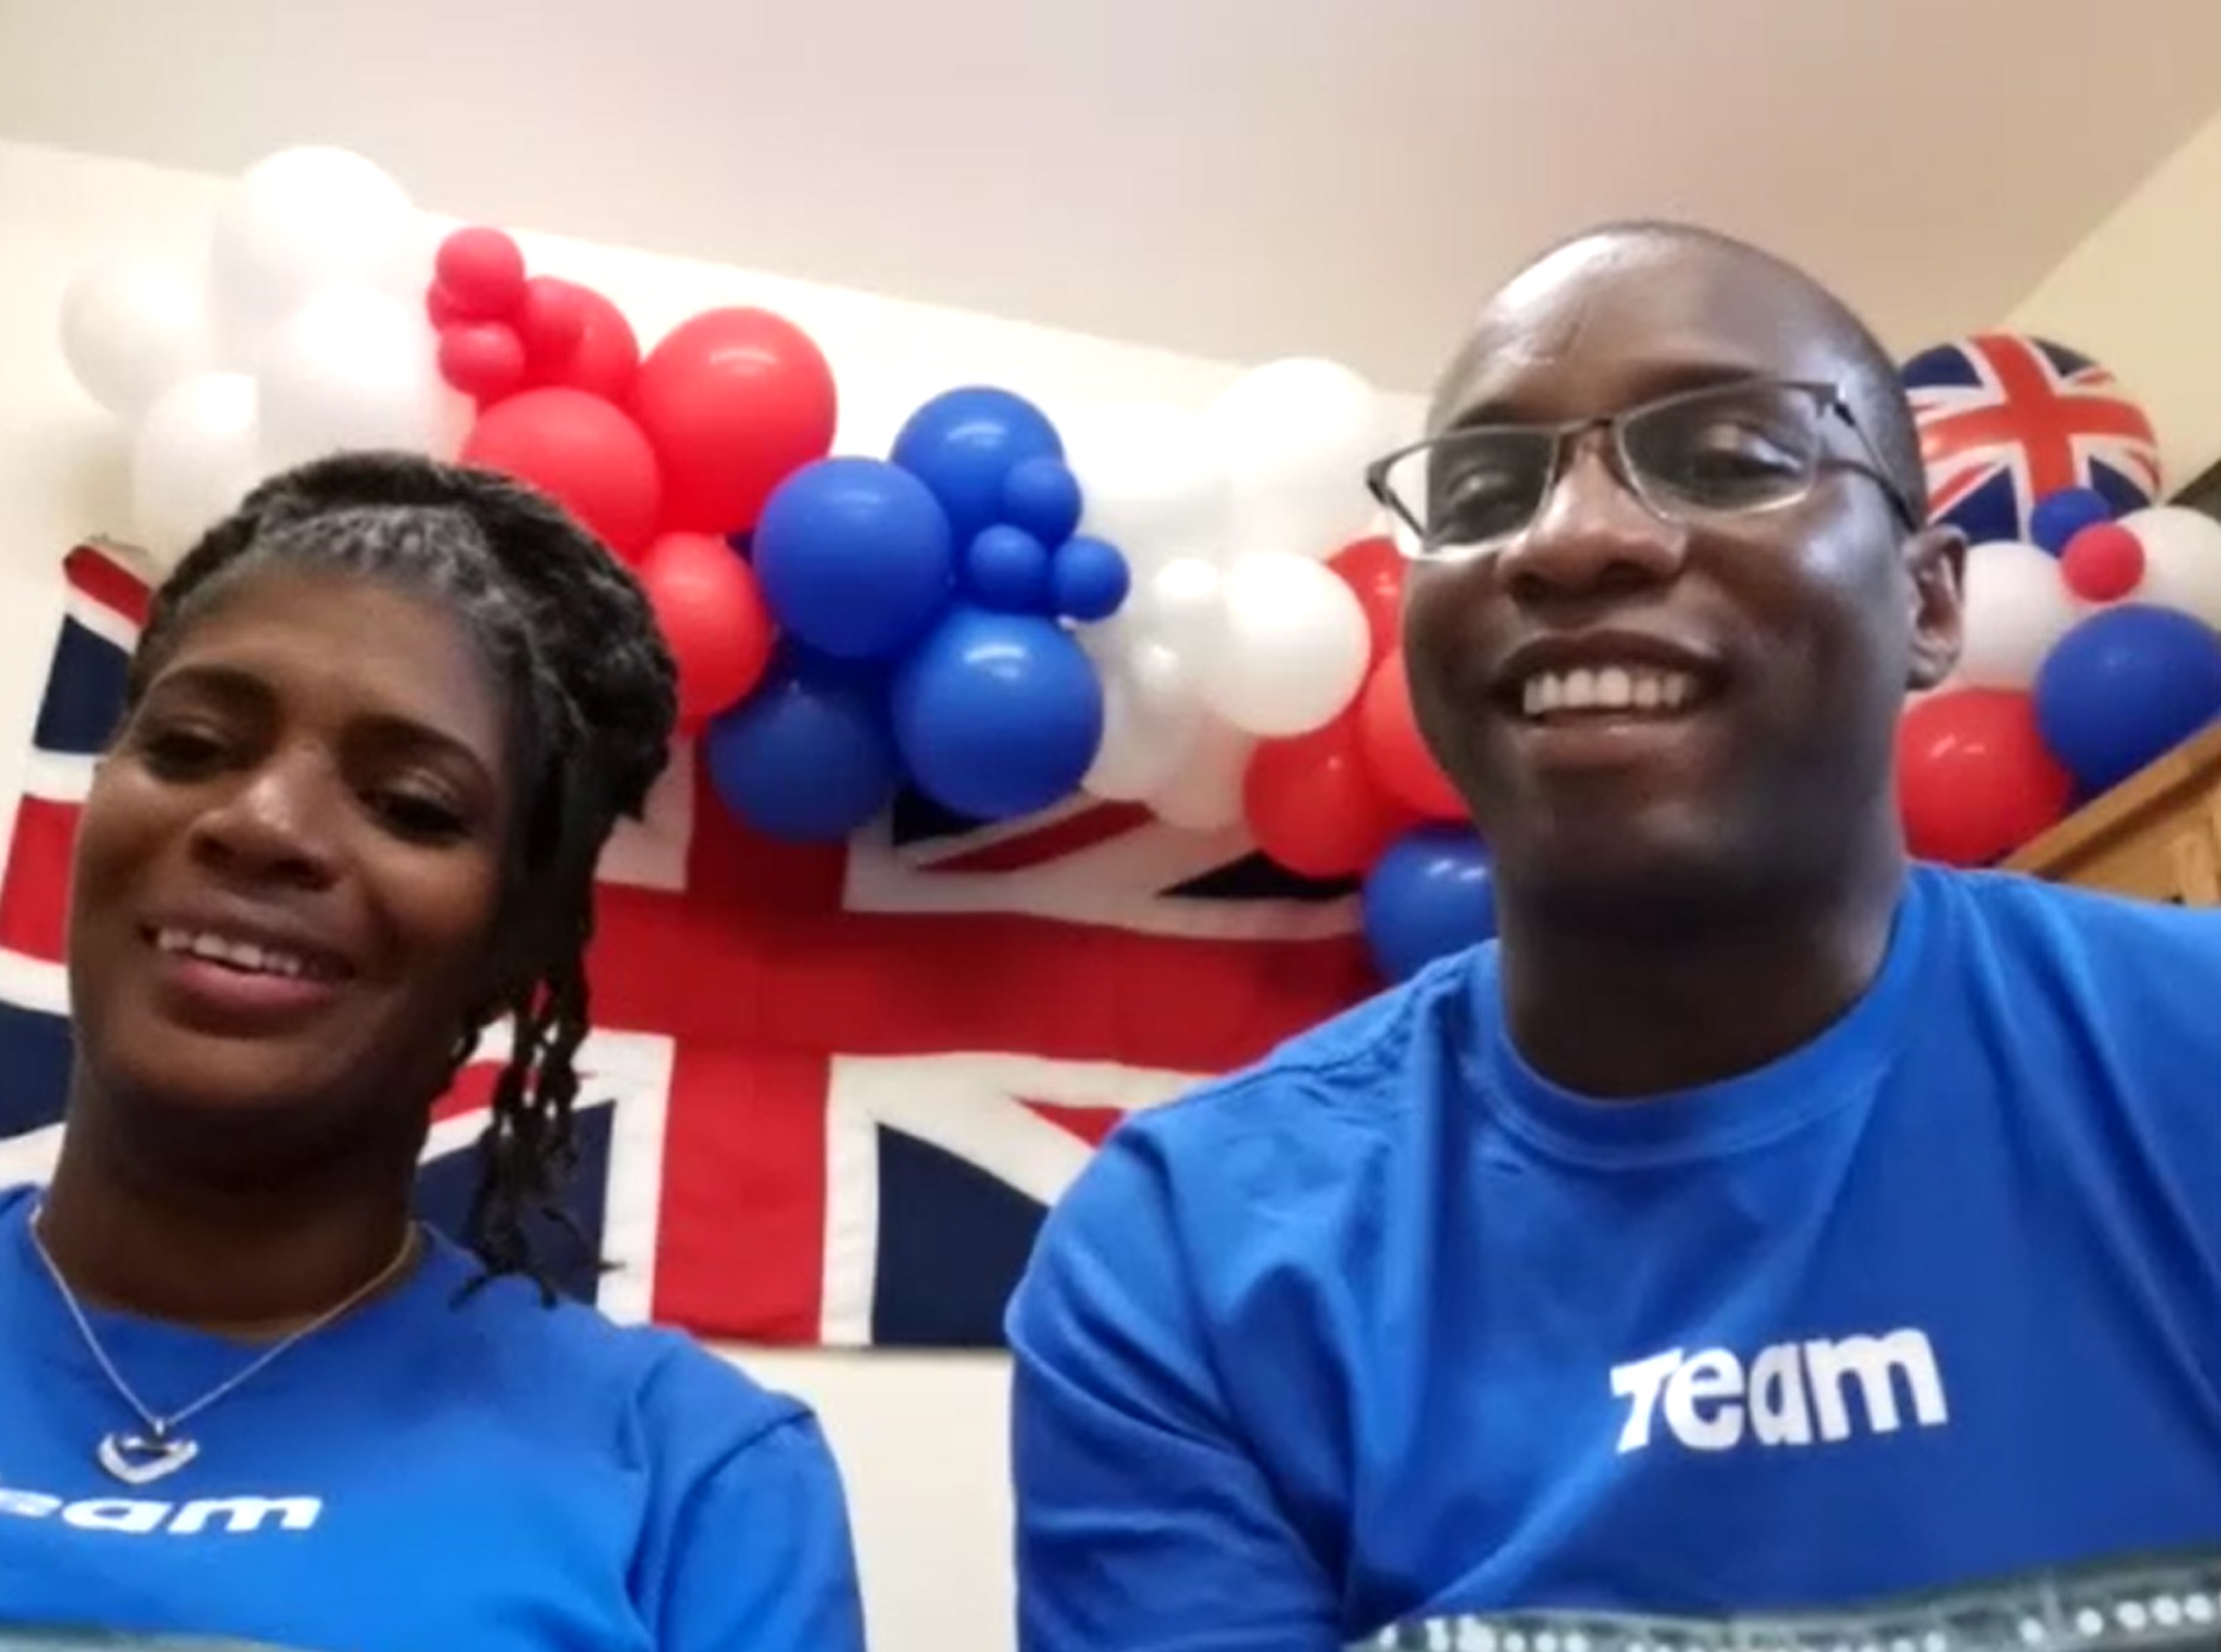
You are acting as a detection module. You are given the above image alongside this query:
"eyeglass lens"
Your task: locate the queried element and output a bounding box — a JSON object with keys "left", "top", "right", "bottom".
{"left": 1394, "top": 383, "right": 1830, "bottom": 556}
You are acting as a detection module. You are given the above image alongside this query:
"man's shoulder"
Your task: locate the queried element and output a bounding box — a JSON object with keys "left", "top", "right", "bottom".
{"left": 1120, "top": 943, "right": 1492, "bottom": 1152}
{"left": 1926, "top": 862, "right": 2221, "bottom": 970}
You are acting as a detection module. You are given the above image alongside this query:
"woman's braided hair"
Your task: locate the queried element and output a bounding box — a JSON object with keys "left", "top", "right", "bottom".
{"left": 126, "top": 450, "right": 680, "bottom": 1299}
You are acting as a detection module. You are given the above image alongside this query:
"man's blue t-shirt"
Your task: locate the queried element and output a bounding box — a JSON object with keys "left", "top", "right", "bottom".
{"left": 0, "top": 1188, "right": 866, "bottom": 1652}
{"left": 1007, "top": 864, "right": 2221, "bottom": 1650}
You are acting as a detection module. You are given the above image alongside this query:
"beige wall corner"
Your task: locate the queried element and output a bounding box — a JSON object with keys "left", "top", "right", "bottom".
{"left": 2011, "top": 109, "right": 2221, "bottom": 489}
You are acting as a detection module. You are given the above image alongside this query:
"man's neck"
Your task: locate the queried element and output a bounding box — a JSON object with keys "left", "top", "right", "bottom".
{"left": 1496, "top": 847, "right": 1909, "bottom": 1100}
{"left": 35, "top": 1110, "right": 421, "bottom": 1339}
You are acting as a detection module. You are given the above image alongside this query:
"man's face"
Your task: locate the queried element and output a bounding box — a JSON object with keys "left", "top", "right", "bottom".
{"left": 1400, "top": 237, "right": 1962, "bottom": 921}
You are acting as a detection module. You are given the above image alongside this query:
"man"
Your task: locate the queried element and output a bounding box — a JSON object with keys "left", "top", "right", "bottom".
{"left": 1005, "top": 222, "right": 2221, "bottom": 1652}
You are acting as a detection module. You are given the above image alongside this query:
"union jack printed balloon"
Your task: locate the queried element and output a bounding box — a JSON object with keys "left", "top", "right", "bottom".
{"left": 1899, "top": 332, "right": 2161, "bottom": 547}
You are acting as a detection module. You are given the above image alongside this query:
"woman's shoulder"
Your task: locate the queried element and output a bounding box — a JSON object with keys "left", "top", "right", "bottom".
{"left": 413, "top": 1235, "right": 818, "bottom": 1461}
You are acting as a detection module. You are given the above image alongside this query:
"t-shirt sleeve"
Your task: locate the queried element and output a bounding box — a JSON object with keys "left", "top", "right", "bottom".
{"left": 633, "top": 1354, "right": 868, "bottom": 1652}
{"left": 1005, "top": 1112, "right": 1341, "bottom": 1652}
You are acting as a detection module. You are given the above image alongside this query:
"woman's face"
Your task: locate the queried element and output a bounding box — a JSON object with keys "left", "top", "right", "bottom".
{"left": 66, "top": 566, "right": 518, "bottom": 1161}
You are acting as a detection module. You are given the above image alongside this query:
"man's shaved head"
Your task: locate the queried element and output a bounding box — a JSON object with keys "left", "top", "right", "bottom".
{"left": 1432, "top": 220, "right": 1928, "bottom": 522}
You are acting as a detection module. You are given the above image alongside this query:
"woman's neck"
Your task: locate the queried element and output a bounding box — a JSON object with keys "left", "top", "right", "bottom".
{"left": 35, "top": 1115, "right": 422, "bottom": 1337}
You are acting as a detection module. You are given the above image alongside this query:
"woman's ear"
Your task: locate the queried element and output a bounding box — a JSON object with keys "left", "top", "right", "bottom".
{"left": 1903, "top": 525, "right": 1966, "bottom": 692}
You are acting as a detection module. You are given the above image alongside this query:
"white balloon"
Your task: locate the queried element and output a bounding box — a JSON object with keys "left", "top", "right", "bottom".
{"left": 1060, "top": 400, "right": 1232, "bottom": 575}
{"left": 256, "top": 289, "right": 465, "bottom": 473}
{"left": 131, "top": 373, "right": 263, "bottom": 566}
{"left": 1142, "top": 556, "right": 1225, "bottom": 661}
{"left": 59, "top": 260, "right": 213, "bottom": 423}
{"left": 1125, "top": 638, "right": 1196, "bottom": 719}
{"left": 1082, "top": 657, "right": 1205, "bottom": 802}
{"left": 1207, "top": 358, "right": 1385, "bottom": 561}
{"left": 1956, "top": 539, "right": 2084, "bottom": 689}
{"left": 207, "top": 147, "right": 419, "bottom": 369}
{"left": 1147, "top": 715, "right": 1253, "bottom": 833}
{"left": 2118, "top": 506, "right": 2221, "bottom": 629}
{"left": 1201, "top": 551, "right": 1372, "bottom": 737}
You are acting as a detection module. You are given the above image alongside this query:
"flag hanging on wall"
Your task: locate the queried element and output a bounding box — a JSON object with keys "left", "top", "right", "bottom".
{"left": 0, "top": 543, "right": 1375, "bottom": 1348}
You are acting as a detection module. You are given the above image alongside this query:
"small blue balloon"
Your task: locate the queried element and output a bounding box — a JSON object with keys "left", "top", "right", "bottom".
{"left": 1001, "top": 456, "right": 1084, "bottom": 545}
{"left": 705, "top": 666, "right": 903, "bottom": 843}
{"left": 891, "top": 388, "right": 1064, "bottom": 550}
{"left": 2028, "top": 487, "right": 2114, "bottom": 556}
{"left": 1362, "top": 826, "right": 1497, "bottom": 983}
{"left": 964, "top": 525, "right": 1053, "bottom": 614}
{"left": 891, "top": 606, "right": 1105, "bottom": 821}
{"left": 1050, "top": 536, "right": 1130, "bottom": 623}
{"left": 2033, "top": 603, "right": 2221, "bottom": 793}
{"left": 753, "top": 458, "right": 953, "bottom": 661}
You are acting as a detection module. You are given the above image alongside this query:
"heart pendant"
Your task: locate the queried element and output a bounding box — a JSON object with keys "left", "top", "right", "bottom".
{"left": 98, "top": 1430, "right": 198, "bottom": 1486}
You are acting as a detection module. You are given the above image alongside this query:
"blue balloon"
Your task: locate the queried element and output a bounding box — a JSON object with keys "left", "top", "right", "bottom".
{"left": 891, "top": 606, "right": 1104, "bottom": 821}
{"left": 705, "top": 666, "right": 903, "bottom": 843}
{"left": 964, "top": 525, "right": 1053, "bottom": 614}
{"left": 2028, "top": 487, "right": 2114, "bottom": 556}
{"left": 1001, "top": 456, "right": 1084, "bottom": 545}
{"left": 753, "top": 458, "right": 953, "bottom": 661}
{"left": 1050, "top": 536, "right": 1130, "bottom": 623}
{"left": 1362, "top": 826, "right": 1497, "bottom": 983}
{"left": 891, "top": 388, "right": 1064, "bottom": 549}
{"left": 2033, "top": 603, "right": 2221, "bottom": 793}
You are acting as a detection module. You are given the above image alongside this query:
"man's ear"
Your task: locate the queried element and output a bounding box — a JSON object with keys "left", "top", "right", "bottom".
{"left": 1903, "top": 525, "right": 1965, "bottom": 692}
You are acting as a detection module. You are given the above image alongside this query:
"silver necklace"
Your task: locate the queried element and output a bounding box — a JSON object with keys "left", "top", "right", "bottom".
{"left": 25, "top": 1202, "right": 420, "bottom": 1487}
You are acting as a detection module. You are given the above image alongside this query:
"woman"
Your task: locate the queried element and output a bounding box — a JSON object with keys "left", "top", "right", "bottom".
{"left": 0, "top": 452, "right": 867, "bottom": 1651}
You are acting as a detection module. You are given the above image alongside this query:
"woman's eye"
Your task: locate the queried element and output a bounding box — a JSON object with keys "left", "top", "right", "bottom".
{"left": 134, "top": 725, "right": 228, "bottom": 777}
{"left": 374, "top": 790, "right": 469, "bottom": 842}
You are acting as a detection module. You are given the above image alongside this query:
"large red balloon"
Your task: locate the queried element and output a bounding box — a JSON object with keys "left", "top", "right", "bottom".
{"left": 629, "top": 308, "right": 837, "bottom": 536}
{"left": 1357, "top": 652, "right": 1466, "bottom": 821}
{"left": 521, "top": 278, "right": 642, "bottom": 403}
{"left": 1330, "top": 535, "right": 1405, "bottom": 665}
{"left": 638, "top": 533, "right": 777, "bottom": 731}
{"left": 1897, "top": 687, "right": 2074, "bottom": 867}
{"left": 461, "top": 388, "right": 662, "bottom": 563}
{"left": 1244, "top": 712, "right": 1416, "bottom": 878}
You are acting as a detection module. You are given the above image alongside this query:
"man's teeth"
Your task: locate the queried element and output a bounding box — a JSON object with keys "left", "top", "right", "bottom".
{"left": 155, "top": 929, "right": 318, "bottom": 979}
{"left": 1521, "top": 666, "right": 1696, "bottom": 719}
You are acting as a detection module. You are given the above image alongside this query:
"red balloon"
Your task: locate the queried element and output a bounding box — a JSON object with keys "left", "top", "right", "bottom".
{"left": 434, "top": 227, "right": 527, "bottom": 320}
{"left": 2060, "top": 522, "right": 2145, "bottom": 603}
{"left": 461, "top": 389, "right": 662, "bottom": 564}
{"left": 437, "top": 322, "right": 526, "bottom": 403}
{"left": 638, "top": 533, "right": 777, "bottom": 730}
{"left": 629, "top": 308, "right": 838, "bottom": 536}
{"left": 1244, "top": 714, "right": 1416, "bottom": 877}
{"left": 521, "top": 278, "right": 641, "bottom": 403}
{"left": 1897, "top": 687, "right": 2074, "bottom": 867}
{"left": 1330, "top": 535, "right": 1405, "bottom": 665}
{"left": 1358, "top": 652, "right": 1466, "bottom": 821}
{"left": 517, "top": 276, "right": 589, "bottom": 362}
{"left": 425, "top": 283, "right": 467, "bottom": 330}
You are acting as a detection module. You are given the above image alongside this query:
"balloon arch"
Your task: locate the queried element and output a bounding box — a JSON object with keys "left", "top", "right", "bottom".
{"left": 54, "top": 150, "right": 2221, "bottom": 981}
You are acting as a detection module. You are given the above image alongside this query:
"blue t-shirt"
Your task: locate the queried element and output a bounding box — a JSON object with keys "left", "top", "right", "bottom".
{"left": 1007, "top": 864, "right": 2221, "bottom": 1651}
{"left": 0, "top": 1188, "right": 866, "bottom": 1652}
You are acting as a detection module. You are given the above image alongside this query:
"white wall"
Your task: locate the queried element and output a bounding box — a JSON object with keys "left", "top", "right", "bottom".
{"left": 0, "top": 136, "right": 1345, "bottom": 1652}
{"left": 2009, "top": 108, "right": 2221, "bottom": 489}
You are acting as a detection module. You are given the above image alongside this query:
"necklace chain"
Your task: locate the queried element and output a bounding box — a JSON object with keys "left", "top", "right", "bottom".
{"left": 26, "top": 1201, "right": 420, "bottom": 1447}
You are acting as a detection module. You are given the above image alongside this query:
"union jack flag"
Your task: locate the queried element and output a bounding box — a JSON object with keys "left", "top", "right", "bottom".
{"left": 1900, "top": 333, "right": 2161, "bottom": 546}
{"left": 0, "top": 543, "right": 1373, "bottom": 1346}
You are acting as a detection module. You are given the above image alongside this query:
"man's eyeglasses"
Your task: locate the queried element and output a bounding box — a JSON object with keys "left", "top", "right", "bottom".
{"left": 1364, "top": 379, "right": 1920, "bottom": 564}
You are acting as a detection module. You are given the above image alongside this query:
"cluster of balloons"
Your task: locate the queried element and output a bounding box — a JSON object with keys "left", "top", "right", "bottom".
{"left": 55, "top": 139, "right": 1499, "bottom": 986}
{"left": 1899, "top": 490, "right": 2221, "bottom": 866}
{"left": 705, "top": 389, "right": 1126, "bottom": 837}
{"left": 436, "top": 224, "right": 837, "bottom": 733}
{"left": 59, "top": 146, "right": 466, "bottom": 561}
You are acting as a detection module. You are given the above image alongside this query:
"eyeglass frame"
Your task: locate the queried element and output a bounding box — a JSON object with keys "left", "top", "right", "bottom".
{"left": 1363, "top": 377, "right": 1923, "bottom": 563}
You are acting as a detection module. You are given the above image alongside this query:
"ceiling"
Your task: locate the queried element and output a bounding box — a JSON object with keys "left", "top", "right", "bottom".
{"left": 5, "top": 0, "right": 2219, "bottom": 394}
